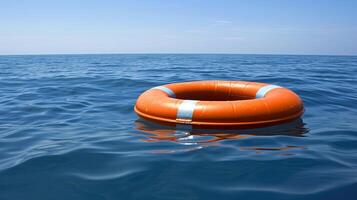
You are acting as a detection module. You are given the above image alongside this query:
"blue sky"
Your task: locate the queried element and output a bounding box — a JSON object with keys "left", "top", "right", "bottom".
{"left": 1, "top": 0, "right": 357, "bottom": 55}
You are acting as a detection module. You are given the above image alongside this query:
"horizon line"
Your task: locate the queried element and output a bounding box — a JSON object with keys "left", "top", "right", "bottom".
{"left": 0, "top": 52, "right": 356, "bottom": 57}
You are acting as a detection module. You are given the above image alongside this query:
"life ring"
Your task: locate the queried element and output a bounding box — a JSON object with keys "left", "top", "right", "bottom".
{"left": 134, "top": 80, "right": 304, "bottom": 128}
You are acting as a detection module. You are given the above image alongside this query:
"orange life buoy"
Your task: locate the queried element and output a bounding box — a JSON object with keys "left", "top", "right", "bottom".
{"left": 134, "top": 80, "right": 304, "bottom": 128}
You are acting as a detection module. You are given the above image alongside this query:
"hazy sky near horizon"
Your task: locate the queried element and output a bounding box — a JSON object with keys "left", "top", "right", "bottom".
{"left": 1, "top": 0, "right": 357, "bottom": 55}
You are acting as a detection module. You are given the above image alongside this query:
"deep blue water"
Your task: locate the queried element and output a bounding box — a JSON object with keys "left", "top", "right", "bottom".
{"left": 1, "top": 54, "right": 357, "bottom": 200}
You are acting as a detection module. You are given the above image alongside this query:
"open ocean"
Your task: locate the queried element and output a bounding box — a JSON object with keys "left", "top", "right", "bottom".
{"left": 0, "top": 54, "right": 357, "bottom": 200}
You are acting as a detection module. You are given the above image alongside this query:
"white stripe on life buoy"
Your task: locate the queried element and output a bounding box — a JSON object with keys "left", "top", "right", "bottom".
{"left": 176, "top": 100, "right": 198, "bottom": 122}
{"left": 151, "top": 86, "right": 176, "bottom": 98}
{"left": 256, "top": 85, "right": 281, "bottom": 98}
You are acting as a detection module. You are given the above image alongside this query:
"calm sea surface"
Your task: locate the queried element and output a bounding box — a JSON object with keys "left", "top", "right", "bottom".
{"left": 0, "top": 54, "right": 357, "bottom": 200}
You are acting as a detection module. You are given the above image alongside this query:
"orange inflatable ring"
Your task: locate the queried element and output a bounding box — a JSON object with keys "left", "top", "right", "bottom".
{"left": 134, "top": 80, "right": 304, "bottom": 128}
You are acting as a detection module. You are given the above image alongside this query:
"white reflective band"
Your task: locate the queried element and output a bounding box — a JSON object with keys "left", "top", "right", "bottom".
{"left": 151, "top": 86, "right": 176, "bottom": 98}
{"left": 176, "top": 100, "right": 198, "bottom": 122}
{"left": 256, "top": 85, "right": 281, "bottom": 98}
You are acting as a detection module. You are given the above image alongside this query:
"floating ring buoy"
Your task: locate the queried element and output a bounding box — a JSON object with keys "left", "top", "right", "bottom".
{"left": 134, "top": 80, "right": 304, "bottom": 128}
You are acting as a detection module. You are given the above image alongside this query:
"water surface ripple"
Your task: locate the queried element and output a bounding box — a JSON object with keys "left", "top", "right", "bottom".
{"left": 1, "top": 54, "right": 357, "bottom": 199}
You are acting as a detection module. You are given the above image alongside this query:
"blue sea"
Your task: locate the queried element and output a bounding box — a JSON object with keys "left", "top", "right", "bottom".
{"left": 1, "top": 54, "right": 357, "bottom": 200}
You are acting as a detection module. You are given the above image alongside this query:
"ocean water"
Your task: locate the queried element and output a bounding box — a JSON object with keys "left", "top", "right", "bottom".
{"left": 0, "top": 54, "right": 357, "bottom": 200}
